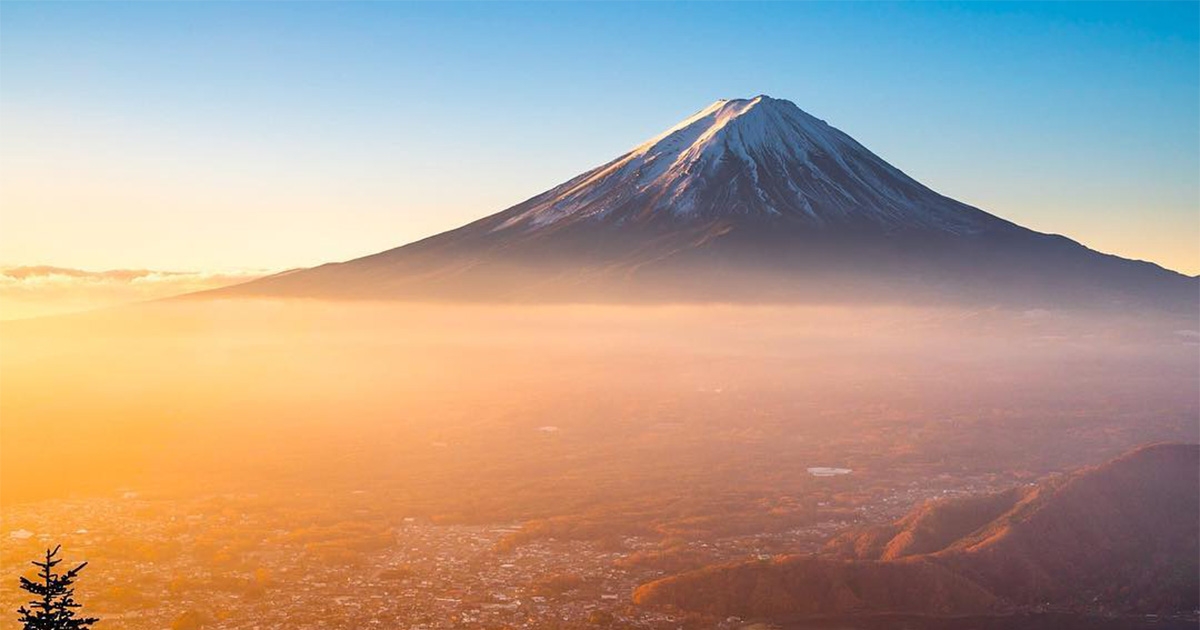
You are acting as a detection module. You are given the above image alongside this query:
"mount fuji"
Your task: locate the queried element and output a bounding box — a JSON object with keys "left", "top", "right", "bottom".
{"left": 210, "top": 96, "right": 1195, "bottom": 310}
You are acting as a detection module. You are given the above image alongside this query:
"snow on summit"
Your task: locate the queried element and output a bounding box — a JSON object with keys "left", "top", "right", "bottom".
{"left": 496, "top": 95, "right": 1007, "bottom": 235}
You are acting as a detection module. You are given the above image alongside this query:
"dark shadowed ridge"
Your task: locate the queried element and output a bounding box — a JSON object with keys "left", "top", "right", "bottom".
{"left": 632, "top": 443, "right": 1200, "bottom": 619}
{"left": 197, "top": 96, "right": 1197, "bottom": 312}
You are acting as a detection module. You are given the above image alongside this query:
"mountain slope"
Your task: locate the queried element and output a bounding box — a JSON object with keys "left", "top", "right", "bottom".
{"left": 633, "top": 443, "right": 1200, "bottom": 618}
{"left": 937, "top": 443, "right": 1200, "bottom": 608}
{"left": 208, "top": 96, "right": 1196, "bottom": 310}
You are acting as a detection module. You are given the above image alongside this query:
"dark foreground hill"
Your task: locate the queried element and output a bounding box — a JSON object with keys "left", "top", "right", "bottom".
{"left": 201, "top": 96, "right": 1196, "bottom": 312}
{"left": 633, "top": 443, "right": 1200, "bottom": 619}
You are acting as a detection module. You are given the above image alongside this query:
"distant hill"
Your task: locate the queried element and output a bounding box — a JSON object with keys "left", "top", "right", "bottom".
{"left": 825, "top": 486, "right": 1033, "bottom": 562}
{"left": 633, "top": 443, "right": 1200, "bottom": 618}
{"left": 200, "top": 96, "right": 1196, "bottom": 312}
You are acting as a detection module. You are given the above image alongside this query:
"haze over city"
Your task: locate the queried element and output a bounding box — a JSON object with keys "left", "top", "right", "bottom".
{"left": 1, "top": 3, "right": 1197, "bottom": 630}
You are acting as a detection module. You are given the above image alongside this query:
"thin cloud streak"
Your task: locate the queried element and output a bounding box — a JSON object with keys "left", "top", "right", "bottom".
{"left": 0, "top": 265, "right": 268, "bottom": 320}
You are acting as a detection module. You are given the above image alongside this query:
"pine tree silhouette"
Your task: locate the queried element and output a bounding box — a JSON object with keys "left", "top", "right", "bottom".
{"left": 17, "top": 545, "right": 99, "bottom": 630}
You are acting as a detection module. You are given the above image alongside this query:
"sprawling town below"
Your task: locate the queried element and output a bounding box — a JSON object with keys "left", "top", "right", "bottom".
{"left": 2, "top": 466, "right": 1013, "bottom": 630}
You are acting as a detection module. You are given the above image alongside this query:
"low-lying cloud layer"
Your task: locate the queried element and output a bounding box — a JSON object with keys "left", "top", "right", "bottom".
{"left": 0, "top": 265, "right": 267, "bottom": 319}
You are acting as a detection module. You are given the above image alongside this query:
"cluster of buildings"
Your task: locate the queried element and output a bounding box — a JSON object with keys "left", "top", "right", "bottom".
{"left": 1, "top": 495, "right": 740, "bottom": 629}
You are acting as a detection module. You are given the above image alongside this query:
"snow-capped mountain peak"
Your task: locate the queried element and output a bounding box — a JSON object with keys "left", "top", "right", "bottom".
{"left": 494, "top": 95, "right": 1005, "bottom": 236}
{"left": 210, "top": 94, "right": 1194, "bottom": 312}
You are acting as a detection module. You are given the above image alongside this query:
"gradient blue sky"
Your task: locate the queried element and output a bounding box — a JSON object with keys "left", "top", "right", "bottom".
{"left": 2, "top": 1, "right": 1197, "bottom": 274}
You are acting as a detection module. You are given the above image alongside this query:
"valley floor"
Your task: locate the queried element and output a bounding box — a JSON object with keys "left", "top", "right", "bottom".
{"left": 2, "top": 302, "right": 1196, "bottom": 627}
